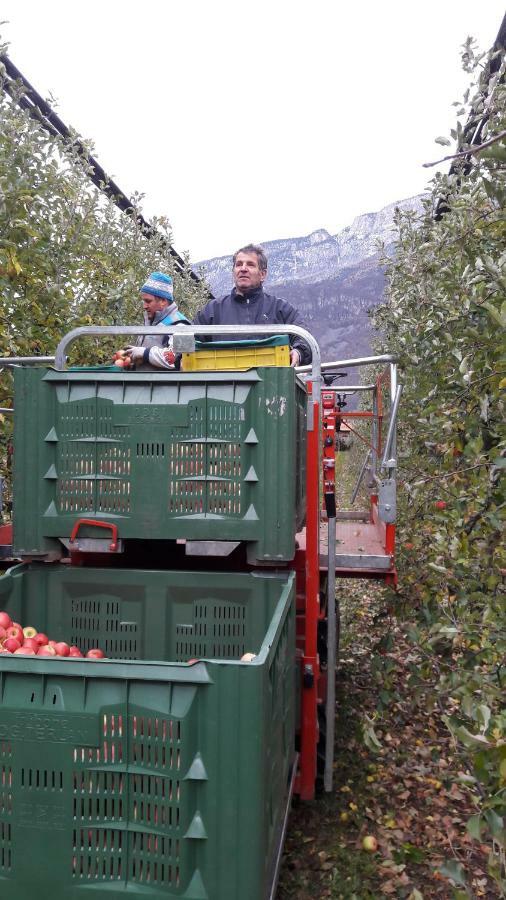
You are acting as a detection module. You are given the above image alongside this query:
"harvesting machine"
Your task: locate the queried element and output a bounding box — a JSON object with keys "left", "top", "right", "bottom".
{"left": 0, "top": 323, "right": 400, "bottom": 899}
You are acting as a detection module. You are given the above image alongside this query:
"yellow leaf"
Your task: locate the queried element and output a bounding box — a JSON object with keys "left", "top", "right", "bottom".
{"left": 7, "top": 249, "right": 22, "bottom": 275}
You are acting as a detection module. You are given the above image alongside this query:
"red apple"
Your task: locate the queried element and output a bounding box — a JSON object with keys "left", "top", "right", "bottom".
{"left": 37, "top": 644, "right": 57, "bottom": 657}
{"left": 14, "top": 647, "right": 36, "bottom": 655}
{"left": 4, "top": 637, "right": 21, "bottom": 653}
{"left": 0, "top": 626, "right": 7, "bottom": 643}
{"left": 86, "top": 648, "right": 105, "bottom": 659}
{"left": 69, "top": 646, "right": 83, "bottom": 658}
{"left": 435, "top": 500, "right": 447, "bottom": 510}
{"left": 48, "top": 640, "right": 58, "bottom": 648}
{"left": 114, "top": 358, "right": 126, "bottom": 368}
{"left": 187, "top": 658, "right": 199, "bottom": 665}
{"left": 6, "top": 625, "right": 23, "bottom": 643}
{"left": 23, "top": 626, "right": 37, "bottom": 640}
{"left": 54, "top": 642, "right": 70, "bottom": 657}
{"left": 0, "top": 612, "right": 12, "bottom": 630}
{"left": 22, "top": 638, "right": 39, "bottom": 652}
{"left": 34, "top": 633, "right": 49, "bottom": 646}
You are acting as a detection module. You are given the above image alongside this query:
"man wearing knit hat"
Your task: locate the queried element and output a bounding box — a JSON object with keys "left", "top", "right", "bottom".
{"left": 124, "top": 272, "right": 190, "bottom": 369}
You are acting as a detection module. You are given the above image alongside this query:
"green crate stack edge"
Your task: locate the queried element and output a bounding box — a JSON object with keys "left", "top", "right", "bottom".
{"left": 0, "top": 564, "right": 296, "bottom": 900}
{"left": 12, "top": 367, "right": 307, "bottom": 564}
{"left": 3, "top": 364, "right": 306, "bottom": 899}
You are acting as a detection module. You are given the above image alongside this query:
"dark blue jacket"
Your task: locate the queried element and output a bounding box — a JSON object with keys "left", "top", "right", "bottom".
{"left": 194, "top": 287, "right": 312, "bottom": 365}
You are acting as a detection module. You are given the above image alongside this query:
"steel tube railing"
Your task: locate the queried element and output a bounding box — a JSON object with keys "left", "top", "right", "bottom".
{"left": 296, "top": 353, "right": 396, "bottom": 374}
{"left": 380, "top": 384, "right": 402, "bottom": 470}
{"left": 54, "top": 323, "right": 321, "bottom": 390}
{"left": 0, "top": 356, "right": 55, "bottom": 366}
{"left": 351, "top": 450, "right": 372, "bottom": 505}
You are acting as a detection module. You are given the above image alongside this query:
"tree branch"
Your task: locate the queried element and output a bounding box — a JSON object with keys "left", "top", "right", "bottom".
{"left": 423, "top": 128, "right": 506, "bottom": 168}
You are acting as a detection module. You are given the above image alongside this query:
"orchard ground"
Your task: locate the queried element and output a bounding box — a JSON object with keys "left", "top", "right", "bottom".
{"left": 277, "top": 579, "right": 499, "bottom": 899}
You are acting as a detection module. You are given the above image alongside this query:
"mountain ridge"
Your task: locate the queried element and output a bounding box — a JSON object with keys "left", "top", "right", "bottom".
{"left": 193, "top": 194, "right": 424, "bottom": 360}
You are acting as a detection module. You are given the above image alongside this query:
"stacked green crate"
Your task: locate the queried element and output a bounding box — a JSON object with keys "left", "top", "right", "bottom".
{"left": 0, "top": 564, "right": 295, "bottom": 900}
{"left": 13, "top": 367, "right": 307, "bottom": 563}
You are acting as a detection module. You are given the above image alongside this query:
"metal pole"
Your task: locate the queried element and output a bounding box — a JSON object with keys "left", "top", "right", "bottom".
{"left": 381, "top": 384, "right": 403, "bottom": 470}
{"left": 0, "top": 356, "right": 55, "bottom": 366}
{"left": 324, "top": 498, "right": 337, "bottom": 792}
{"left": 296, "top": 353, "right": 396, "bottom": 374}
{"left": 370, "top": 386, "right": 378, "bottom": 486}
{"left": 350, "top": 450, "right": 372, "bottom": 505}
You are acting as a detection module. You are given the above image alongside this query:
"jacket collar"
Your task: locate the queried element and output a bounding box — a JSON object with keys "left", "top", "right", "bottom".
{"left": 231, "top": 285, "right": 264, "bottom": 303}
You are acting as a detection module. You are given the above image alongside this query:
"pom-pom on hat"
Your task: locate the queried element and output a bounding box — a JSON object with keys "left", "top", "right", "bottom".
{"left": 141, "top": 272, "right": 174, "bottom": 303}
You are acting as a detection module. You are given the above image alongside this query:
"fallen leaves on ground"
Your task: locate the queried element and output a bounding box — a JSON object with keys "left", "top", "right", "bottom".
{"left": 277, "top": 580, "right": 499, "bottom": 899}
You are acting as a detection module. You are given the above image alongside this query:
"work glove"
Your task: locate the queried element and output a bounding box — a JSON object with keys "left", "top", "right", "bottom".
{"left": 125, "top": 346, "right": 145, "bottom": 362}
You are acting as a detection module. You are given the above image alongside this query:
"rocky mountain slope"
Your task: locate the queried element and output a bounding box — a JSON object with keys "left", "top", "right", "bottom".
{"left": 193, "top": 195, "right": 424, "bottom": 361}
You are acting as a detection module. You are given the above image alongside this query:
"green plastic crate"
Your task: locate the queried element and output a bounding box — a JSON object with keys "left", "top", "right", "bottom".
{"left": 13, "top": 367, "right": 307, "bottom": 563}
{"left": 0, "top": 563, "right": 295, "bottom": 899}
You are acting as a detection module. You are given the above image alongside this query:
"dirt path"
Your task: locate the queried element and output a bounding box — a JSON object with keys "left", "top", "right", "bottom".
{"left": 277, "top": 580, "right": 497, "bottom": 899}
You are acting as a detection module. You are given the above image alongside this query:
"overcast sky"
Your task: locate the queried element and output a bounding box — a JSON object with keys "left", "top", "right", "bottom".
{"left": 1, "top": 2, "right": 504, "bottom": 262}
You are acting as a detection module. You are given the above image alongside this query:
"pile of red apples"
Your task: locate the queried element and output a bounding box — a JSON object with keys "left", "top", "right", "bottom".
{"left": 0, "top": 611, "right": 106, "bottom": 659}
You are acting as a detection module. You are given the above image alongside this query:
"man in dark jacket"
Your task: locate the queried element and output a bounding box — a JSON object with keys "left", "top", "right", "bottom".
{"left": 194, "top": 244, "right": 312, "bottom": 365}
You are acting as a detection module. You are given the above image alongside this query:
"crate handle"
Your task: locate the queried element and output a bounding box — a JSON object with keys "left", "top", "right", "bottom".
{"left": 69, "top": 519, "right": 119, "bottom": 552}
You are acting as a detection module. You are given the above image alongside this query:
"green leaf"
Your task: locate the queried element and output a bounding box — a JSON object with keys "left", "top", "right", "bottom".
{"left": 484, "top": 810, "right": 505, "bottom": 848}
{"left": 438, "top": 859, "right": 467, "bottom": 887}
{"left": 466, "top": 813, "right": 483, "bottom": 840}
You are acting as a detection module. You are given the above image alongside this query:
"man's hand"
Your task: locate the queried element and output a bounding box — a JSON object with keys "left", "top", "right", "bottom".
{"left": 125, "top": 346, "right": 145, "bottom": 362}
{"left": 290, "top": 348, "right": 301, "bottom": 367}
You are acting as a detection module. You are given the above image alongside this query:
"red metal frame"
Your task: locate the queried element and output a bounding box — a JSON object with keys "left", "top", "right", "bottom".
{"left": 295, "top": 384, "right": 321, "bottom": 800}
{"left": 294, "top": 366, "right": 398, "bottom": 797}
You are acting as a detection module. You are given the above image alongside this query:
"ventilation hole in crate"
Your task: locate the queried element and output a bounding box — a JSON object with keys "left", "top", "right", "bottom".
{"left": 72, "top": 828, "right": 123, "bottom": 880}
{"left": 57, "top": 478, "right": 94, "bottom": 513}
{"left": 207, "top": 403, "right": 244, "bottom": 441}
{"left": 97, "top": 445, "right": 131, "bottom": 476}
{"left": 60, "top": 403, "right": 97, "bottom": 440}
{"left": 0, "top": 822, "right": 11, "bottom": 871}
{"left": 1, "top": 767, "right": 12, "bottom": 789}
{"left": 136, "top": 442, "right": 165, "bottom": 458}
{"left": 130, "top": 717, "right": 181, "bottom": 771}
{"left": 21, "top": 768, "right": 63, "bottom": 791}
{"left": 97, "top": 479, "right": 131, "bottom": 514}
{"left": 129, "top": 835, "right": 180, "bottom": 887}
{"left": 0, "top": 779, "right": 12, "bottom": 815}
{"left": 0, "top": 744, "right": 11, "bottom": 759}
{"left": 96, "top": 405, "right": 116, "bottom": 440}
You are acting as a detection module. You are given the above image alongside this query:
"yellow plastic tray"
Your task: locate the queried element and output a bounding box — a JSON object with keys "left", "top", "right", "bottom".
{"left": 182, "top": 342, "right": 290, "bottom": 371}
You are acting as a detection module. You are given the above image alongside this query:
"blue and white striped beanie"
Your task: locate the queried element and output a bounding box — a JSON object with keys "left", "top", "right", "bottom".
{"left": 141, "top": 272, "right": 174, "bottom": 303}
